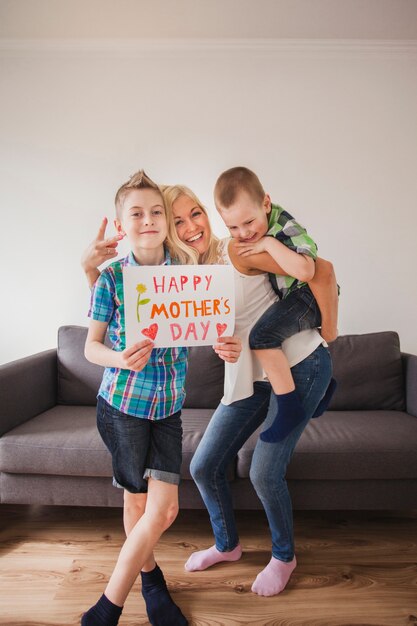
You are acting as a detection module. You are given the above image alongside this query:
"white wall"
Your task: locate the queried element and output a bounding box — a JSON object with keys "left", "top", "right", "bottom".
{"left": 2, "top": 0, "right": 417, "bottom": 40}
{"left": 1, "top": 39, "right": 416, "bottom": 363}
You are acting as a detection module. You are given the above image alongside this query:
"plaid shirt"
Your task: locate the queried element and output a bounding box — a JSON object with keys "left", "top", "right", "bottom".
{"left": 88, "top": 250, "right": 188, "bottom": 420}
{"left": 267, "top": 203, "right": 318, "bottom": 298}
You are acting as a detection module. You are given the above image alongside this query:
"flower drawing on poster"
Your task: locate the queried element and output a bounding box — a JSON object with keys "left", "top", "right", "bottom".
{"left": 135, "top": 283, "right": 150, "bottom": 322}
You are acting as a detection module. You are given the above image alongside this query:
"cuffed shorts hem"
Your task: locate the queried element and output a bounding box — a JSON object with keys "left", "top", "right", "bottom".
{"left": 112, "top": 476, "right": 128, "bottom": 490}
{"left": 143, "top": 468, "right": 181, "bottom": 485}
{"left": 112, "top": 469, "right": 180, "bottom": 491}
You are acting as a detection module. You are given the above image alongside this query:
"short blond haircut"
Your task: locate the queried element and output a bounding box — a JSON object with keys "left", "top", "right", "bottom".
{"left": 115, "top": 169, "right": 161, "bottom": 219}
{"left": 163, "top": 185, "right": 220, "bottom": 265}
{"left": 115, "top": 170, "right": 198, "bottom": 265}
{"left": 214, "top": 166, "right": 265, "bottom": 209}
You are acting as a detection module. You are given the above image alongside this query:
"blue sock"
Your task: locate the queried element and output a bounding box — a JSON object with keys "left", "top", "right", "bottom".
{"left": 260, "top": 389, "right": 306, "bottom": 443}
{"left": 312, "top": 378, "right": 337, "bottom": 418}
{"left": 141, "top": 564, "right": 188, "bottom": 626}
{"left": 81, "top": 594, "right": 123, "bottom": 626}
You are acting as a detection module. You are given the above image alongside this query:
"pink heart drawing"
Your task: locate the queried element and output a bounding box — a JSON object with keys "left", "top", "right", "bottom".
{"left": 141, "top": 323, "right": 158, "bottom": 340}
{"left": 216, "top": 323, "right": 227, "bottom": 337}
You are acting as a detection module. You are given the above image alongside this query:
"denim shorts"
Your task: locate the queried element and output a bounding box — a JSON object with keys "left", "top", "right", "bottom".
{"left": 96, "top": 395, "right": 183, "bottom": 493}
{"left": 249, "top": 284, "right": 322, "bottom": 349}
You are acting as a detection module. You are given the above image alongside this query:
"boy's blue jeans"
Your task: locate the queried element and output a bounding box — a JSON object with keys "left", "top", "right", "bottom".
{"left": 190, "top": 345, "right": 332, "bottom": 562}
{"left": 249, "top": 284, "right": 321, "bottom": 349}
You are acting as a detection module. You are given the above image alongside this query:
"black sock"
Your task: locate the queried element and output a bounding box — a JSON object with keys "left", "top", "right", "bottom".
{"left": 141, "top": 564, "right": 188, "bottom": 626}
{"left": 81, "top": 594, "right": 123, "bottom": 626}
{"left": 260, "top": 389, "right": 306, "bottom": 443}
{"left": 312, "top": 378, "right": 338, "bottom": 418}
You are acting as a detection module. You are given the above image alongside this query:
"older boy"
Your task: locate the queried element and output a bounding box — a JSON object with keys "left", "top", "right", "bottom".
{"left": 83, "top": 170, "right": 192, "bottom": 626}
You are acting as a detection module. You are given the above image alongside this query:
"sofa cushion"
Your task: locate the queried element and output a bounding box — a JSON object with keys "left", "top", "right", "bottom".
{"left": 0, "top": 405, "right": 226, "bottom": 481}
{"left": 236, "top": 410, "right": 417, "bottom": 480}
{"left": 184, "top": 346, "right": 224, "bottom": 409}
{"left": 57, "top": 326, "right": 103, "bottom": 405}
{"left": 328, "top": 331, "right": 405, "bottom": 411}
{"left": 0, "top": 406, "right": 110, "bottom": 476}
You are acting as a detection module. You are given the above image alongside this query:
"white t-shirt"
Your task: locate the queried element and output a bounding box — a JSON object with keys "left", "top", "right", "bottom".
{"left": 218, "top": 239, "right": 325, "bottom": 405}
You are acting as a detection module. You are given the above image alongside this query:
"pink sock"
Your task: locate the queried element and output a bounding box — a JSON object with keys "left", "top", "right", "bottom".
{"left": 251, "top": 555, "right": 296, "bottom": 596}
{"left": 185, "top": 544, "right": 242, "bottom": 572}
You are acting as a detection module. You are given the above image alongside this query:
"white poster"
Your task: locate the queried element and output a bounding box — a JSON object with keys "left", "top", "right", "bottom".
{"left": 123, "top": 265, "right": 235, "bottom": 348}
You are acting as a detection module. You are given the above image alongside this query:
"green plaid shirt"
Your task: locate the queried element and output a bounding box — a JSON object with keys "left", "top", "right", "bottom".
{"left": 267, "top": 203, "right": 318, "bottom": 298}
{"left": 88, "top": 250, "right": 188, "bottom": 420}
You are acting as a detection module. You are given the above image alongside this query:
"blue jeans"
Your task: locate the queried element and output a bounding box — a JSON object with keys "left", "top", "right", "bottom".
{"left": 190, "top": 345, "right": 332, "bottom": 561}
{"left": 249, "top": 284, "right": 321, "bottom": 349}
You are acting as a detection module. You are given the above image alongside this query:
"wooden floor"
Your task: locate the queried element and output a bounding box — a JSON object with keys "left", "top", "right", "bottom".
{"left": 0, "top": 506, "right": 416, "bottom": 626}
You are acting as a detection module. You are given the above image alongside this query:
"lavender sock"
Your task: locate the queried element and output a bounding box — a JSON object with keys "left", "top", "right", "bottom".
{"left": 185, "top": 544, "right": 242, "bottom": 572}
{"left": 251, "top": 556, "right": 297, "bottom": 596}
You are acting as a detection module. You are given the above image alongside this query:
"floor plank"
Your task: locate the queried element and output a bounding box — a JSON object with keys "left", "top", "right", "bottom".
{"left": 0, "top": 506, "right": 416, "bottom": 625}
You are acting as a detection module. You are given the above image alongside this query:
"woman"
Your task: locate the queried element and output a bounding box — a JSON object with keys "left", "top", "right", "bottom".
{"left": 82, "top": 184, "right": 337, "bottom": 597}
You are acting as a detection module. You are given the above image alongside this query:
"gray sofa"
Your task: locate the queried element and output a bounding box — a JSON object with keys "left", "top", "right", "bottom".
{"left": 1, "top": 327, "right": 417, "bottom": 509}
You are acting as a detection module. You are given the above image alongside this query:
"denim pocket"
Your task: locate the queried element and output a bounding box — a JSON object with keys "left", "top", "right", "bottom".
{"left": 298, "top": 289, "right": 322, "bottom": 331}
{"left": 96, "top": 396, "right": 116, "bottom": 454}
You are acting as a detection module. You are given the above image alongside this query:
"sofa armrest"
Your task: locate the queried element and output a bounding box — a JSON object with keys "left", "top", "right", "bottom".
{"left": 0, "top": 349, "right": 57, "bottom": 436}
{"left": 402, "top": 352, "right": 417, "bottom": 418}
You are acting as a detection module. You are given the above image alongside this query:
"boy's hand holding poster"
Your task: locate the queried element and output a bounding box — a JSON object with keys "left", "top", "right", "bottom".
{"left": 123, "top": 265, "right": 235, "bottom": 348}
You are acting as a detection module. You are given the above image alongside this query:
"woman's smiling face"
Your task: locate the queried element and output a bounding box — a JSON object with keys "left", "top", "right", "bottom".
{"left": 172, "top": 194, "right": 211, "bottom": 256}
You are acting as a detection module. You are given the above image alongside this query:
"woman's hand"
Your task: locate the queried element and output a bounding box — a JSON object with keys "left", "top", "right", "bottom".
{"left": 81, "top": 217, "right": 123, "bottom": 273}
{"left": 214, "top": 335, "right": 242, "bottom": 363}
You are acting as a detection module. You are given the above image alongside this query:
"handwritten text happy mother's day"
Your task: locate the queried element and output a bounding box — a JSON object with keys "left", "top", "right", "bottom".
{"left": 123, "top": 265, "right": 235, "bottom": 348}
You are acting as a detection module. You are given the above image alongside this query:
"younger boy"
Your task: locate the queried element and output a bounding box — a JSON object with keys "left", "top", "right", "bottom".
{"left": 214, "top": 166, "right": 336, "bottom": 443}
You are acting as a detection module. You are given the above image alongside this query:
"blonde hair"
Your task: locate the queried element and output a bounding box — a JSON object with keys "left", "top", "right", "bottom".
{"left": 115, "top": 170, "right": 198, "bottom": 265}
{"left": 163, "top": 185, "right": 220, "bottom": 265}
{"left": 214, "top": 166, "right": 265, "bottom": 209}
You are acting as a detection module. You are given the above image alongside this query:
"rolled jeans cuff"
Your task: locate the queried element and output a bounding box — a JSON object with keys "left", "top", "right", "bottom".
{"left": 143, "top": 468, "right": 181, "bottom": 485}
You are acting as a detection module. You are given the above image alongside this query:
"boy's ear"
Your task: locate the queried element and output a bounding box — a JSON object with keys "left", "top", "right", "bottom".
{"left": 114, "top": 218, "right": 125, "bottom": 235}
{"left": 264, "top": 194, "right": 272, "bottom": 214}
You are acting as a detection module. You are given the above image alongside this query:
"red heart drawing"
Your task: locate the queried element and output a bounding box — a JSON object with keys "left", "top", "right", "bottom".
{"left": 216, "top": 323, "right": 227, "bottom": 337}
{"left": 141, "top": 323, "right": 158, "bottom": 340}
